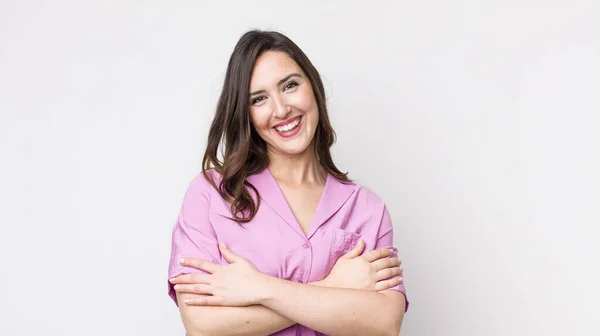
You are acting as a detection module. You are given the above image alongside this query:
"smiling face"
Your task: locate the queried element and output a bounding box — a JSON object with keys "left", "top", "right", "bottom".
{"left": 248, "top": 51, "right": 319, "bottom": 157}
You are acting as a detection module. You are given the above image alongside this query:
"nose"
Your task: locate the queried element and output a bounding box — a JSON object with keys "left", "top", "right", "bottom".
{"left": 272, "top": 95, "right": 291, "bottom": 119}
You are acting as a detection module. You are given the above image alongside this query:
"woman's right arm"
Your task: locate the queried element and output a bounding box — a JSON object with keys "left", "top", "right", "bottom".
{"left": 177, "top": 280, "right": 330, "bottom": 336}
{"left": 176, "top": 293, "right": 295, "bottom": 336}
{"left": 169, "top": 174, "right": 319, "bottom": 335}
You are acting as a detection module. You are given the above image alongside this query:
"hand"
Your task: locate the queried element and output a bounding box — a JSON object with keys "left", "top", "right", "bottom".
{"left": 322, "top": 240, "right": 403, "bottom": 291}
{"left": 170, "top": 243, "right": 268, "bottom": 307}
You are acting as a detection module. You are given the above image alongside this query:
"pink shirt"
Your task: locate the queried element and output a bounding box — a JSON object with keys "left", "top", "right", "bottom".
{"left": 168, "top": 168, "right": 408, "bottom": 335}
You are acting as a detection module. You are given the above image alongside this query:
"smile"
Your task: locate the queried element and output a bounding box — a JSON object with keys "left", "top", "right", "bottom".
{"left": 274, "top": 116, "right": 301, "bottom": 133}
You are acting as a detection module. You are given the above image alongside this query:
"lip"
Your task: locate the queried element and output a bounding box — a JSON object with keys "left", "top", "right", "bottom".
{"left": 274, "top": 116, "right": 303, "bottom": 138}
{"left": 273, "top": 116, "right": 302, "bottom": 128}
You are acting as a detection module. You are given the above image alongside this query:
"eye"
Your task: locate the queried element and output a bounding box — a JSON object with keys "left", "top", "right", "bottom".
{"left": 251, "top": 96, "right": 266, "bottom": 105}
{"left": 283, "top": 81, "right": 299, "bottom": 91}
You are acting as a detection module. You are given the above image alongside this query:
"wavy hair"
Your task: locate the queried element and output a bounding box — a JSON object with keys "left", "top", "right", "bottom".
{"left": 202, "top": 30, "right": 349, "bottom": 223}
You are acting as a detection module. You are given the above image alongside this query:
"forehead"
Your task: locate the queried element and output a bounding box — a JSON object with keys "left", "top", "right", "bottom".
{"left": 250, "top": 51, "right": 303, "bottom": 89}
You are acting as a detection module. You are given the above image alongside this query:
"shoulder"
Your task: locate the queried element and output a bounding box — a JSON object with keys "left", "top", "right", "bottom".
{"left": 183, "top": 169, "right": 222, "bottom": 201}
{"left": 350, "top": 181, "right": 387, "bottom": 210}
{"left": 349, "top": 182, "right": 395, "bottom": 234}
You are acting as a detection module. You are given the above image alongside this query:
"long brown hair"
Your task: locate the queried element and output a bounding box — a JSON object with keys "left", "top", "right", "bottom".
{"left": 202, "top": 30, "right": 349, "bottom": 223}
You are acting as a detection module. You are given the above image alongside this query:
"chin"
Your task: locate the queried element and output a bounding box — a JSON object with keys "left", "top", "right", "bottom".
{"left": 280, "top": 146, "right": 310, "bottom": 156}
{"left": 272, "top": 141, "right": 312, "bottom": 156}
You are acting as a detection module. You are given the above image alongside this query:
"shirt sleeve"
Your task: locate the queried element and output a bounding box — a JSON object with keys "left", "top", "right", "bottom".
{"left": 375, "top": 204, "right": 409, "bottom": 312}
{"left": 167, "top": 173, "right": 221, "bottom": 305}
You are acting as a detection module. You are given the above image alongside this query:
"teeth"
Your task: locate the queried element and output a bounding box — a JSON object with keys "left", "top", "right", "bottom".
{"left": 275, "top": 117, "right": 300, "bottom": 132}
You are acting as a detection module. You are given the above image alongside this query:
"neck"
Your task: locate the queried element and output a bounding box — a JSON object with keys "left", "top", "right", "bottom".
{"left": 267, "top": 145, "right": 326, "bottom": 186}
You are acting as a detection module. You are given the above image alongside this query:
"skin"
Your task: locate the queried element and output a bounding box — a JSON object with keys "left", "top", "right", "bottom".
{"left": 172, "top": 51, "right": 406, "bottom": 336}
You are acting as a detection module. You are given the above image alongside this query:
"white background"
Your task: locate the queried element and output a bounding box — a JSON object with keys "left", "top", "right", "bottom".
{"left": 1, "top": 1, "right": 599, "bottom": 335}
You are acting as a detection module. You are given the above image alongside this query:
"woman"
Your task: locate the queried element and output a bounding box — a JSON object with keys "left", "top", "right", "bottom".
{"left": 168, "top": 30, "right": 408, "bottom": 336}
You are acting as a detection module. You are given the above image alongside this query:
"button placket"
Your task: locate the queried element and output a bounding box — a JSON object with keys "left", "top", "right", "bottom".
{"left": 302, "top": 239, "right": 313, "bottom": 283}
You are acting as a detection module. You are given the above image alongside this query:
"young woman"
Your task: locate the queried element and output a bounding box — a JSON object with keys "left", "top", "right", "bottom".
{"left": 168, "top": 30, "right": 408, "bottom": 336}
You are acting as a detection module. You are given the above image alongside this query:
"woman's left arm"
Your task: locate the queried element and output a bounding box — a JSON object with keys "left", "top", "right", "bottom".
{"left": 258, "top": 202, "right": 408, "bottom": 336}
{"left": 256, "top": 275, "right": 405, "bottom": 336}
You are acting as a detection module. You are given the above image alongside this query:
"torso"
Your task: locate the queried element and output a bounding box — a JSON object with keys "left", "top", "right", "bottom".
{"left": 169, "top": 168, "right": 406, "bottom": 336}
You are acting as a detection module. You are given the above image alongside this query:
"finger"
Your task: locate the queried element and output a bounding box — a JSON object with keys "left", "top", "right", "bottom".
{"left": 169, "top": 273, "right": 210, "bottom": 285}
{"left": 219, "top": 243, "right": 244, "bottom": 264}
{"left": 374, "top": 276, "right": 403, "bottom": 291}
{"left": 341, "top": 239, "right": 365, "bottom": 259}
{"left": 185, "top": 295, "right": 226, "bottom": 306}
{"left": 371, "top": 257, "right": 400, "bottom": 271}
{"left": 173, "top": 283, "right": 213, "bottom": 295}
{"left": 363, "top": 248, "right": 392, "bottom": 262}
{"left": 179, "top": 258, "right": 220, "bottom": 274}
{"left": 375, "top": 266, "right": 402, "bottom": 281}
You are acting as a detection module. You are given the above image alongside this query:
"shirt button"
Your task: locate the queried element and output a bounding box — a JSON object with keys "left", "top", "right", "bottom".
{"left": 302, "top": 243, "right": 310, "bottom": 249}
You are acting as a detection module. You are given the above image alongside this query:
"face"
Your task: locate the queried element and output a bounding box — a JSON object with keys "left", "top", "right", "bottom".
{"left": 248, "top": 51, "right": 319, "bottom": 157}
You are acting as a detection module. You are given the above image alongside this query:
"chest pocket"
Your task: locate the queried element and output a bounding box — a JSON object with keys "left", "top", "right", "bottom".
{"left": 325, "top": 228, "right": 362, "bottom": 271}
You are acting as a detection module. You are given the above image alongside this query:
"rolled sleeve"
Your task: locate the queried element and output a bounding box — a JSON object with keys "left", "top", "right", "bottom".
{"left": 167, "top": 173, "right": 221, "bottom": 305}
{"left": 375, "top": 205, "right": 409, "bottom": 311}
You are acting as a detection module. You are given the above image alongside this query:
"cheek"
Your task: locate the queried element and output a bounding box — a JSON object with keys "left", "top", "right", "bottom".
{"left": 250, "top": 108, "right": 270, "bottom": 131}
{"left": 300, "top": 92, "right": 319, "bottom": 124}
{"left": 290, "top": 88, "right": 318, "bottom": 115}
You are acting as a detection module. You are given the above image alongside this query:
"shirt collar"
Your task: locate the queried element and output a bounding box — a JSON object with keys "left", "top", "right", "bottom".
{"left": 246, "top": 167, "right": 356, "bottom": 238}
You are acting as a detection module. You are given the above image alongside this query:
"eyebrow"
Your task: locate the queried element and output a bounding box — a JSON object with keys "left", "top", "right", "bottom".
{"left": 249, "top": 73, "right": 302, "bottom": 96}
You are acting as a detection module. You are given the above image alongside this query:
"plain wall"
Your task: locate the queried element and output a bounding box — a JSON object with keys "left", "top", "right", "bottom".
{"left": 1, "top": 1, "right": 598, "bottom": 335}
